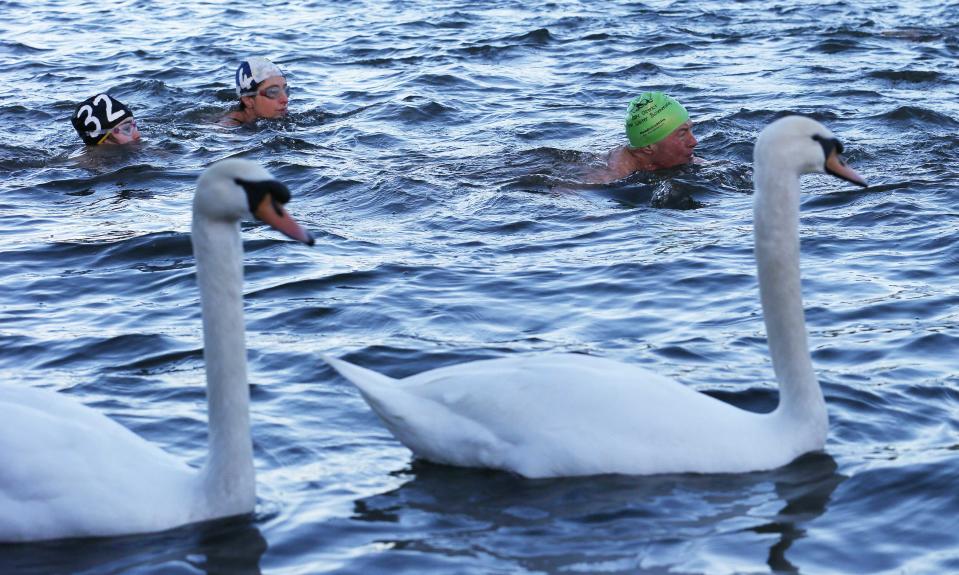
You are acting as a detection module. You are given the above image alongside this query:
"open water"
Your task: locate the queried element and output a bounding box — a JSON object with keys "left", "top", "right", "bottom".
{"left": 1, "top": 0, "right": 958, "bottom": 573}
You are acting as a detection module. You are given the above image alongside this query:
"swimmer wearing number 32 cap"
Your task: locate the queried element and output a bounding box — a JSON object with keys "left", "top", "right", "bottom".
{"left": 71, "top": 93, "right": 141, "bottom": 146}
{"left": 589, "top": 91, "right": 698, "bottom": 183}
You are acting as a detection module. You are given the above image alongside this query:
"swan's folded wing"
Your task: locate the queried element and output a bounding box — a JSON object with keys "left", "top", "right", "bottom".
{"left": 0, "top": 384, "right": 193, "bottom": 541}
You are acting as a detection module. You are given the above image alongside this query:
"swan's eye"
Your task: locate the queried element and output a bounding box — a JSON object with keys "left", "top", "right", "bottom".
{"left": 811, "top": 134, "right": 842, "bottom": 158}
{"left": 235, "top": 178, "right": 291, "bottom": 218}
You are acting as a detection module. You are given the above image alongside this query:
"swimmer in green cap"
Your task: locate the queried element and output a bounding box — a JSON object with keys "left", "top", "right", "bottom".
{"left": 589, "top": 91, "right": 697, "bottom": 183}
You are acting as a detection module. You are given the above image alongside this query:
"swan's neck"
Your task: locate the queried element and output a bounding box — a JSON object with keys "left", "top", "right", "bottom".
{"left": 754, "top": 164, "right": 827, "bottom": 430}
{"left": 192, "top": 213, "right": 255, "bottom": 515}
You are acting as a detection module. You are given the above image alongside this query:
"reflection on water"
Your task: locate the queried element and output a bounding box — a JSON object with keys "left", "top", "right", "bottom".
{"left": 753, "top": 454, "right": 846, "bottom": 573}
{"left": 348, "top": 452, "right": 844, "bottom": 573}
{"left": 0, "top": 515, "right": 266, "bottom": 575}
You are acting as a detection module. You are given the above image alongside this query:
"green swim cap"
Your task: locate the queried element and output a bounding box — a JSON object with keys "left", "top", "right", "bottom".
{"left": 625, "top": 92, "right": 689, "bottom": 148}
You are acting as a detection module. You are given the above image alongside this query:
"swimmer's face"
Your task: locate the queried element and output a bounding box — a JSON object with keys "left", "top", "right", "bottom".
{"left": 243, "top": 75, "right": 289, "bottom": 119}
{"left": 102, "top": 117, "right": 141, "bottom": 145}
{"left": 650, "top": 121, "right": 697, "bottom": 168}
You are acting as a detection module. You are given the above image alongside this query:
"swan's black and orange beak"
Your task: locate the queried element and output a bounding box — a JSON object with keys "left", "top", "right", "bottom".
{"left": 237, "top": 178, "right": 316, "bottom": 246}
{"left": 253, "top": 193, "right": 315, "bottom": 245}
{"left": 825, "top": 149, "right": 868, "bottom": 188}
{"left": 814, "top": 135, "right": 868, "bottom": 188}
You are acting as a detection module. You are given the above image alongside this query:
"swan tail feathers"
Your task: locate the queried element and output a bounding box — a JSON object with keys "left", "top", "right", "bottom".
{"left": 322, "top": 354, "right": 511, "bottom": 470}
{"left": 322, "top": 353, "right": 428, "bottom": 443}
{"left": 322, "top": 354, "right": 398, "bottom": 393}
{"left": 323, "top": 354, "right": 410, "bottom": 431}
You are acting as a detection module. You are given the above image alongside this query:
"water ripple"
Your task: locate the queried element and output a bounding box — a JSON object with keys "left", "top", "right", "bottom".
{"left": 1, "top": 0, "right": 958, "bottom": 573}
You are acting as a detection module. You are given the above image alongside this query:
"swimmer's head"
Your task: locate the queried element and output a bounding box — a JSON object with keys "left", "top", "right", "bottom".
{"left": 235, "top": 57, "right": 283, "bottom": 97}
{"left": 71, "top": 94, "right": 135, "bottom": 146}
{"left": 625, "top": 92, "right": 689, "bottom": 148}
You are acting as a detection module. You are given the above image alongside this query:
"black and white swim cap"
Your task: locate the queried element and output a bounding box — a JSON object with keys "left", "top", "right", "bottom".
{"left": 71, "top": 94, "right": 133, "bottom": 146}
{"left": 235, "top": 57, "right": 283, "bottom": 97}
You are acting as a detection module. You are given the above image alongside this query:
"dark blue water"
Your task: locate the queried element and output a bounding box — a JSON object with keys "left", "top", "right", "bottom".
{"left": 2, "top": 1, "right": 958, "bottom": 573}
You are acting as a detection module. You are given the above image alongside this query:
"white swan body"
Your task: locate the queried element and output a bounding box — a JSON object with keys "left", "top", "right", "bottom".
{"left": 326, "top": 116, "right": 867, "bottom": 478}
{"left": 0, "top": 159, "right": 313, "bottom": 542}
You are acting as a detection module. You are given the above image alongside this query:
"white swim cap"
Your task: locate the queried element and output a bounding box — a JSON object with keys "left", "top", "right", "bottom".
{"left": 235, "top": 57, "right": 283, "bottom": 97}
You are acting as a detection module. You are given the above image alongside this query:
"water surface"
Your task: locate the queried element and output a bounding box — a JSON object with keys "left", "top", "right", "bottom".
{"left": 1, "top": 1, "right": 958, "bottom": 573}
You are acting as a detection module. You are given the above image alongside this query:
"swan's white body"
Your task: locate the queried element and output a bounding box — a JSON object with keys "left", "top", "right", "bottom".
{"left": 326, "top": 116, "right": 866, "bottom": 478}
{"left": 0, "top": 159, "right": 312, "bottom": 542}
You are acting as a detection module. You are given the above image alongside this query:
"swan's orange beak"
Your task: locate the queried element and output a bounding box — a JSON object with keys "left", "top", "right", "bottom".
{"left": 253, "top": 194, "right": 315, "bottom": 246}
{"left": 825, "top": 149, "right": 868, "bottom": 188}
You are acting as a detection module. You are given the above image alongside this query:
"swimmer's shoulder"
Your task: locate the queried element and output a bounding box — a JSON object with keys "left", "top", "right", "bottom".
{"left": 588, "top": 146, "right": 637, "bottom": 183}
{"left": 218, "top": 111, "right": 246, "bottom": 127}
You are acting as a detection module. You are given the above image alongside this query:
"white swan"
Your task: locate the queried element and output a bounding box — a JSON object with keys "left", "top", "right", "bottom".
{"left": 325, "top": 116, "right": 867, "bottom": 478}
{"left": 0, "top": 159, "right": 314, "bottom": 542}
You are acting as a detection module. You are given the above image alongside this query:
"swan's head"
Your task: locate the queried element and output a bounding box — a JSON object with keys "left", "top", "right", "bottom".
{"left": 755, "top": 116, "right": 867, "bottom": 188}
{"left": 195, "top": 159, "right": 315, "bottom": 245}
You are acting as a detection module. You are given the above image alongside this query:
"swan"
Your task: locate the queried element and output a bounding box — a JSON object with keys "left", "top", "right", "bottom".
{"left": 325, "top": 116, "right": 867, "bottom": 478}
{"left": 0, "top": 159, "right": 314, "bottom": 542}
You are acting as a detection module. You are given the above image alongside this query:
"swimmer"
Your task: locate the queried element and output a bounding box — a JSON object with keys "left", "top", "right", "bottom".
{"left": 71, "top": 94, "right": 141, "bottom": 146}
{"left": 588, "top": 92, "right": 697, "bottom": 183}
{"left": 221, "top": 57, "right": 289, "bottom": 126}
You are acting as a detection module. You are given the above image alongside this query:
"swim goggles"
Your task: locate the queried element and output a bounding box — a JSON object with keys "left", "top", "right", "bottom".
{"left": 111, "top": 118, "right": 138, "bottom": 137}
{"left": 88, "top": 118, "right": 138, "bottom": 140}
{"left": 257, "top": 85, "right": 290, "bottom": 99}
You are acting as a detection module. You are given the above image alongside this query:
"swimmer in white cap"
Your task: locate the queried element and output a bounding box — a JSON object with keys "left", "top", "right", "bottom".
{"left": 221, "top": 57, "right": 289, "bottom": 126}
